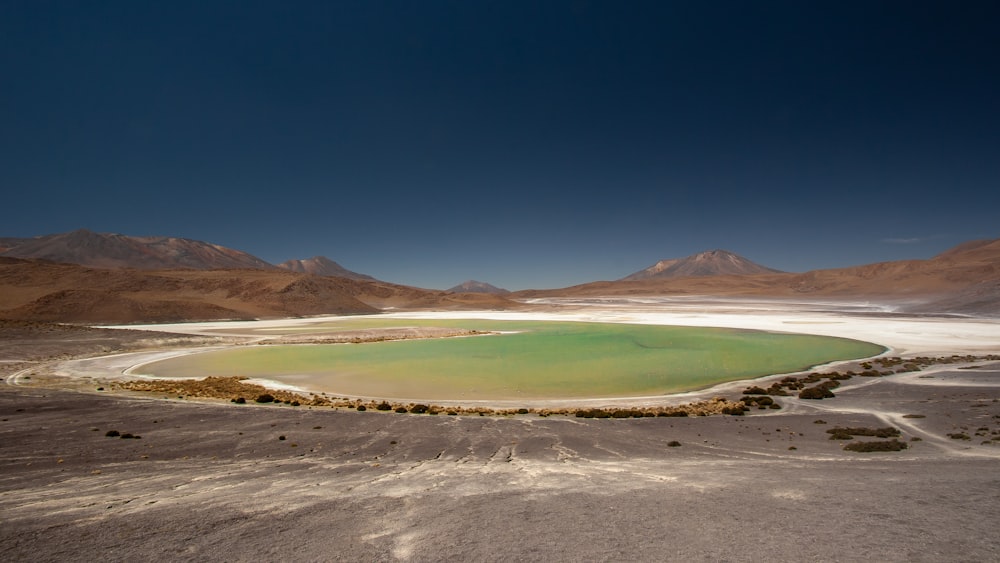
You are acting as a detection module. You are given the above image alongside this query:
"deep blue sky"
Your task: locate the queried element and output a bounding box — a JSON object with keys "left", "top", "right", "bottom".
{"left": 2, "top": 1, "right": 998, "bottom": 289}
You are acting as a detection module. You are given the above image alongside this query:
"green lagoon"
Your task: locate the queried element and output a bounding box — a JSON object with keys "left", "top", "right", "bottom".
{"left": 139, "top": 319, "right": 885, "bottom": 400}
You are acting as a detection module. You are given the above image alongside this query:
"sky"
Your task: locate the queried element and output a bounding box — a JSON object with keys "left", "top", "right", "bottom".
{"left": 2, "top": 1, "right": 998, "bottom": 290}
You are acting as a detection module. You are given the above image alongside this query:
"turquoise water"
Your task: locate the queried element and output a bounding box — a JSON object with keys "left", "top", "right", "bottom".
{"left": 141, "top": 320, "right": 885, "bottom": 400}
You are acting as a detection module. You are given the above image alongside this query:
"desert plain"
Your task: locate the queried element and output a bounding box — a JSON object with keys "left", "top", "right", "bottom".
{"left": 2, "top": 297, "right": 1000, "bottom": 562}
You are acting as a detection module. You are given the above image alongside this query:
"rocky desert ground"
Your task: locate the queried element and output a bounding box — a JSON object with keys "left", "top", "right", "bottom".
{"left": 2, "top": 299, "right": 1000, "bottom": 561}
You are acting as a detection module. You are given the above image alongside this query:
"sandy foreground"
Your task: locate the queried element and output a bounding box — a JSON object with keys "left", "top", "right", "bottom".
{"left": 3, "top": 298, "right": 1000, "bottom": 561}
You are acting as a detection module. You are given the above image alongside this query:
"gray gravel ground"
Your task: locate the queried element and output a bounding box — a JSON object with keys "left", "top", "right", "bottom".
{"left": 3, "top": 365, "right": 1000, "bottom": 562}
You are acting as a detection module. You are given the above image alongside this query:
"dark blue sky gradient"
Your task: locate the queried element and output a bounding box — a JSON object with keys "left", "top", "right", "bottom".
{"left": 2, "top": 1, "right": 998, "bottom": 289}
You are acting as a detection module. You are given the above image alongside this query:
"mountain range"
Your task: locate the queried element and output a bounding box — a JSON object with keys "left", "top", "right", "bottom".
{"left": 1, "top": 229, "right": 998, "bottom": 322}
{"left": 521, "top": 239, "right": 1000, "bottom": 315}
{"left": 0, "top": 229, "right": 274, "bottom": 271}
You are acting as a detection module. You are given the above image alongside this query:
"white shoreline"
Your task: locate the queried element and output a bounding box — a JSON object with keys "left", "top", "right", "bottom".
{"left": 78, "top": 297, "right": 1000, "bottom": 405}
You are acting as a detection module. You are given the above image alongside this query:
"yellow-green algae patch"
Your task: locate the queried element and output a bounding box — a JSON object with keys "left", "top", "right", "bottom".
{"left": 138, "top": 320, "right": 885, "bottom": 400}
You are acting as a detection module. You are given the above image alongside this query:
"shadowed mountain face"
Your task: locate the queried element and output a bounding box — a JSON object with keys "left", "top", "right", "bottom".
{"left": 446, "top": 280, "right": 510, "bottom": 294}
{"left": 0, "top": 237, "right": 29, "bottom": 253}
{"left": 621, "top": 250, "right": 783, "bottom": 281}
{"left": 1, "top": 229, "right": 275, "bottom": 271}
{"left": 277, "top": 256, "right": 375, "bottom": 281}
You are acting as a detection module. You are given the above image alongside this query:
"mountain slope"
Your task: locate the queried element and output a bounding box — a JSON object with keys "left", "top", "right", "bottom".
{"left": 0, "top": 258, "right": 521, "bottom": 323}
{"left": 1, "top": 229, "right": 275, "bottom": 271}
{"left": 621, "top": 250, "right": 782, "bottom": 281}
{"left": 277, "top": 256, "right": 375, "bottom": 280}
{"left": 519, "top": 239, "right": 1000, "bottom": 315}
{"left": 446, "top": 280, "right": 510, "bottom": 294}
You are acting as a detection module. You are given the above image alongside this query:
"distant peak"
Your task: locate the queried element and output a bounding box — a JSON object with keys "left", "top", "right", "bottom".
{"left": 446, "top": 280, "right": 510, "bottom": 294}
{"left": 620, "top": 249, "right": 782, "bottom": 281}
{"left": 276, "top": 256, "right": 375, "bottom": 281}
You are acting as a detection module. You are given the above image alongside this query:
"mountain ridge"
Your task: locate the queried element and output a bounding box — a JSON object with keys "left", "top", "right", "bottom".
{"left": 1, "top": 229, "right": 998, "bottom": 319}
{"left": 277, "top": 256, "right": 375, "bottom": 281}
{"left": 1, "top": 229, "right": 276, "bottom": 271}
{"left": 621, "top": 249, "right": 783, "bottom": 281}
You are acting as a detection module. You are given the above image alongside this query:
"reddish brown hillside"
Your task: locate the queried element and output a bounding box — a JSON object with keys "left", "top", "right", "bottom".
{"left": 0, "top": 258, "right": 522, "bottom": 324}
{"left": 0, "top": 259, "right": 375, "bottom": 323}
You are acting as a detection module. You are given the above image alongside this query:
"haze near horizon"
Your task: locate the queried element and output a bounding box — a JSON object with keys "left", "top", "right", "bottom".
{"left": 2, "top": 2, "right": 998, "bottom": 289}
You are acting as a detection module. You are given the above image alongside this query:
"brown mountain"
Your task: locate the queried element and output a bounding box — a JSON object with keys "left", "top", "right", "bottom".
{"left": 277, "top": 256, "right": 376, "bottom": 281}
{"left": 446, "top": 280, "right": 510, "bottom": 294}
{"left": 518, "top": 239, "right": 1000, "bottom": 315}
{"left": 621, "top": 249, "right": 783, "bottom": 281}
{"left": 1, "top": 229, "right": 275, "bottom": 271}
{"left": 0, "top": 258, "right": 520, "bottom": 324}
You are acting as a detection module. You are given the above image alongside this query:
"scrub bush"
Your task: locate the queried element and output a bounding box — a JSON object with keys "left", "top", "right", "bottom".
{"left": 799, "top": 386, "right": 835, "bottom": 399}
{"left": 843, "top": 439, "right": 908, "bottom": 452}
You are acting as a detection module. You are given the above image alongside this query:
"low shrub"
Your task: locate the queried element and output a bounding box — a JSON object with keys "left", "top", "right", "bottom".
{"left": 356, "top": 405, "right": 367, "bottom": 412}
{"left": 843, "top": 439, "right": 908, "bottom": 452}
{"left": 948, "top": 433, "right": 971, "bottom": 440}
{"left": 375, "top": 402, "right": 392, "bottom": 411}
{"left": 255, "top": 394, "right": 275, "bottom": 403}
{"left": 395, "top": 407, "right": 408, "bottom": 413}
{"left": 743, "top": 395, "right": 775, "bottom": 409}
{"left": 410, "top": 404, "right": 429, "bottom": 414}
{"left": 233, "top": 397, "right": 246, "bottom": 404}
{"left": 105, "top": 430, "right": 120, "bottom": 437}
{"left": 799, "top": 386, "right": 835, "bottom": 400}
{"left": 667, "top": 441, "right": 682, "bottom": 447}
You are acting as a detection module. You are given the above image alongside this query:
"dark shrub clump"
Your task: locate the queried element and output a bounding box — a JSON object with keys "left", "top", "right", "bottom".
{"left": 255, "top": 394, "right": 275, "bottom": 404}
{"left": 376, "top": 402, "right": 392, "bottom": 411}
{"left": 799, "top": 386, "right": 835, "bottom": 400}
{"left": 410, "top": 404, "right": 429, "bottom": 414}
{"left": 843, "top": 439, "right": 908, "bottom": 452}
{"left": 356, "top": 405, "right": 367, "bottom": 411}
{"left": 105, "top": 430, "right": 120, "bottom": 437}
{"left": 233, "top": 397, "right": 246, "bottom": 404}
